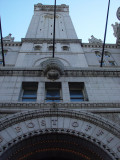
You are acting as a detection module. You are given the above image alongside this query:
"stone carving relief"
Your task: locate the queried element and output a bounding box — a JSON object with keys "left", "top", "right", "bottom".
{"left": 88, "top": 35, "right": 102, "bottom": 44}
{"left": 44, "top": 14, "right": 59, "bottom": 19}
{"left": 41, "top": 58, "right": 64, "bottom": 80}
{"left": 111, "top": 22, "right": 120, "bottom": 37}
{"left": 117, "top": 7, "right": 120, "bottom": 21}
{"left": 3, "top": 33, "right": 14, "bottom": 42}
{"left": 0, "top": 109, "right": 120, "bottom": 159}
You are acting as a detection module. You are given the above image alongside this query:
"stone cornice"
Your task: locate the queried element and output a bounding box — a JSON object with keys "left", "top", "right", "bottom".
{"left": 2, "top": 39, "right": 119, "bottom": 49}
{"left": 21, "top": 38, "right": 82, "bottom": 44}
{"left": 34, "top": 4, "right": 69, "bottom": 12}
{"left": 82, "top": 43, "right": 118, "bottom": 49}
{"left": 0, "top": 67, "right": 120, "bottom": 77}
{"left": 3, "top": 42, "right": 21, "bottom": 47}
{"left": 0, "top": 102, "right": 120, "bottom": 111}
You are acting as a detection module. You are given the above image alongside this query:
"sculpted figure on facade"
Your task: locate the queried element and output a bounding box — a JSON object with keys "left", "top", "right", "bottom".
{"left": 3, "top": 33, "right": 14, "bottom": 42}
{"left": 111, "top": 22, "right": 120, "bottom": 37}
{"left": 88, "top": 35, "right": 102, "bottom": 44}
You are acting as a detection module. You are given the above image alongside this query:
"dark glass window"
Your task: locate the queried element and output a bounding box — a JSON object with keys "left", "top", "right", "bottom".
{"left": 21, "top": 82, "right": 38, "bottom": 102}
{"left": 70, "top": 90, "right": 84, "bottom": 102}
{"left": 69, "top": 82, "right": 87, "bottom": 102}
{"left": 45, "top": 82, "right": 61, "bottom": 102}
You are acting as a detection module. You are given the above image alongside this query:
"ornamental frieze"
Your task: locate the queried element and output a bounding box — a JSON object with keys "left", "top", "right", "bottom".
{"left": 0, "top": 109, "right": 119, "bottom": 159}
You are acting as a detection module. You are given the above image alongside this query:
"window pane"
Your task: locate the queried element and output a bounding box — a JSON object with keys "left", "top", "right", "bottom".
{"left": 23, "top": 90, "right": 37, "bottom": 98}
{"left": 46, "top": 90, "right": 60, "bottom": 98}
{"left": 22, "top": 98, "right": 36, "bottom": 102}
{"left": 46, "top": 99, "right": 60, "bottom": 102}
{"left": 71, "top": 98, "right": 84, "bottom": 102}
{"left": 70, "top": 90, "right": 83, "bottom": 98}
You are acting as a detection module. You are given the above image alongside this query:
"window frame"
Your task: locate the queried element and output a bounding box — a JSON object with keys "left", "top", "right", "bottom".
{"left": 45, "top": 82, "right": 62, "bottom": 102}
{"left": 21, "top": 82, "right": 38, "bottom": 102}
{"left": 69, "top": 82, "right": 87, "bottom": 102}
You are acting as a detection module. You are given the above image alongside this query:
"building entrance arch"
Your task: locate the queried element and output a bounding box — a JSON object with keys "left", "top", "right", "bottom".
{"left": 0, "top": 109, "right": 120, "bottom": 160}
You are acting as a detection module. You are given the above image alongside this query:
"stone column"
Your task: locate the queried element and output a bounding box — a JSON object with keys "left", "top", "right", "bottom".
{"left": 62, "top": 82, "right": 70, "bottom": 102}
{"left": 37, "top": 82, "right": 45, "bottom": 103}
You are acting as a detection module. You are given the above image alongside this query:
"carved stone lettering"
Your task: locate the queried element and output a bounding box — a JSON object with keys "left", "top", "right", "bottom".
{"left": 72, "top": 121, "right": 79, "bottom": 128}
{"left": 51, "top": 119, "right": 58, "bottom": 126}
{"left": 85, "top": 125, "right": 92, "bottom": 132}
{"left": 15, "top": 126, "right": 22, "bottom": 133}
{"left": 27, "top": 122, "right": 35, "bottom": 128}
{"left": 0, "top": 137, "right": 3, "bottom": 143}
{"left": 107, "top": 137, "right": 114, "bottom": 143}
{"left": 41, "top": 120, "right": 46, "bottom": 126}
{"left": 117, "top": 146, "right": 120, "bottom": 152}
{"left": 96, "top": 130, "right": 104, "bottom": 137}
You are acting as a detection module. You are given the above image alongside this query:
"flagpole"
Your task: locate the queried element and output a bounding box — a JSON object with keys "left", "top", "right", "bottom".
{"left": 52, "top": 0, "right": 57, "bottom": 58}
{"left": 100, "top": 0, "right": 110, "bottom": 67}
{"left": 0, "top": 17, "right": 5, "bottom": 66}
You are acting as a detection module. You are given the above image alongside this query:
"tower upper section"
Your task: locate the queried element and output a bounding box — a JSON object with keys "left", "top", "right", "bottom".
{"left": 25, "top": 3, "right": 78, "bottom": 39}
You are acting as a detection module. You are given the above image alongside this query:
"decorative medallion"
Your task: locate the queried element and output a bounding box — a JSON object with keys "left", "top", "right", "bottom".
{"left": 117, "top": 7, "right": 120, "bottom": 21}
{"left": 41, "top": 58, "right": 64, "bottom": 80}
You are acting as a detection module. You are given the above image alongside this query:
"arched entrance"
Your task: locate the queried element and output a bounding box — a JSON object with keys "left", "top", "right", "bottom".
{"left": 0, "top": 109, "right": 120, "bottom": 160}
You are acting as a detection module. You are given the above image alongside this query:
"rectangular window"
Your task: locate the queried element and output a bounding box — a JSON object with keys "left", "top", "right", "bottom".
{"left": 69, "top": 82, "right": 87, "bottom": 102}
{"left": 21, "top": 82, "right": 38, "bottom": 102}
{"left": 45, "top": 82, "right": 61, "bottom": 102}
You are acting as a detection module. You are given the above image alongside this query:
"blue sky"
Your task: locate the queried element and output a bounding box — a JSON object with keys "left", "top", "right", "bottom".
{"left": 0, "top": 0, "right": 120, "bottom": 43}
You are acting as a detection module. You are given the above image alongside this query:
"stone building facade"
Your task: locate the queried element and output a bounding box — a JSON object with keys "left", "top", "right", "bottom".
{"left": 0, "top": 3, "right": 120, "bottom": 160}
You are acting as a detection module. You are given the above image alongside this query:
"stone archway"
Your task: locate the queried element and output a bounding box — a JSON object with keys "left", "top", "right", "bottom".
{"left": 0, "top": 109, "right": 120, "bottom": 160}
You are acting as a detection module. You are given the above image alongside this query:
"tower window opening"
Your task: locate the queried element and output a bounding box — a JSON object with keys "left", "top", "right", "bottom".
{"left": 21, "top": 82, "right": 38, "bottom": 102}
{"left": 62, "top": 46, "right": 69, "bottom": 51}
{"left": 45, "top": 82, "right": 62, "bottom": 102}
{"left": 51, "top": 33, "right": 52, "bottom": 35}
{"left": 34, "top": 45, "right": 41, "bottom": 51}
{"left": 48, "top": 45, "right": 54, "bottom": 51}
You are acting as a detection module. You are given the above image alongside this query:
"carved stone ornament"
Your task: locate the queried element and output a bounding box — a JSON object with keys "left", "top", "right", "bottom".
{"left": 47, "top": 69, "right": 60, "bottom": 79}
{"left": 41, "top": 58, "right": 64, "bottom": 80}
{"left": 88, "top": 35, "right": 102, "bottom": 44}
{"left": 117, "top": 7, "right": 120, "bottom": 21}
{"left": 3, "top": 33, "right": 14, "bottom": 42}
{"left": 111, "top": 22, "right": 120, "bottom": 38}
{"left": 0, "top": 109, "right": 120, "bottom": 160}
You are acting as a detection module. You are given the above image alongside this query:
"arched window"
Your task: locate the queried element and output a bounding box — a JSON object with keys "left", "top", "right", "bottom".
{"left": 95, "top": 51, "right": 101, "bottom": 57}
{"left": 62, "top": 46, "right": 69, "bottom": 51}
{"left": 34, "top": 45, "right": 41, "bottom": 51}
{"left": 104, "top": 51, "right": 110, "bottom": 58}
